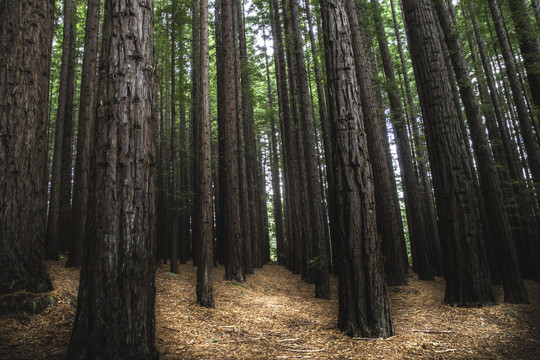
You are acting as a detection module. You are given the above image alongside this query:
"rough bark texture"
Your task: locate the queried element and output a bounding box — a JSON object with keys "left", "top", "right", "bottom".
{"left": 66, "top": 0, "right": 158, "bottom": 358}
{"left": 196, "top": 0, "right": 215, "bottom": 308}
{"left": 289, "top": 0, "right": 330, "bottom": 299}
{"left": 401, "top": 0, "right": 496, "bottom": 306}
{"left": 434, "top": 0, "right": 528, "bottom": 303}
{"left": 0, "top": 0, "right": 54, "bottom": 294}
{"left": 191, "top": 0, "right": 201, "bottom": 265}
{"left": 390, "top": 0, "right": 443, "bottom": 276}
{"left": 170, "top": 0, "right": 179, "bottom": 275}
{"left": 345, "top": 0, "right": 408, "bottom": 286}
{"left": 219, "top": 0, "right": 245, "bottom": 283}
{"left": 372, "top": 0, "right": 432, "bottom": 281}
{"left": 320, "top": 0, "right": 394, "bottom": 338}
{"left": 68, "top": 0, "right": 101, "bottom": 268}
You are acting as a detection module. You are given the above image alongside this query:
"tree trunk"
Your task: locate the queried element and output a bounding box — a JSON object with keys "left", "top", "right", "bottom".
{"left": 488, "top": 0, "right": 540, "bottom": 186}
{"left": 346, "top": 0, "right": 408, "bottom": 286}
{"left": 372, "top": 0, "right": 433, "bottom": 282}
{"left": 434, "top": 0, "right": 528, "bottom": 303}
{"left": 170, "top": 0, "right": 179, "bottom": 274}
{"left": 0, "top": 0, "right": 54, "bottom": 294}
{"left": 289, "top": 0, "right": 330, "bottom": 298}
{"left": 46, "top": 0, "right": 77, "bottom": 260}
{"left": 196, "top": 0, "right": 215, "bottom": 308}
{"left": 402, "top": 0, "right": 496, "bottom": 306}
{"left": 66, "top": 0, "right": 158, "bottom": 358}
{"left": 390, "top": 0, "right": 443, "bottom": 276}
{"left": 507, "top": 0, "right": 540, "bottom": 114}
{"left": 218, "top": 0, "right": 245, "bottom": 282}
{"left": 320, "top": 0, "right": 394, "bottom": 337}
{"left": 68, "top": 0, "right": 101, "bottom": 268}
{"left": 191, "top": 0, "right": 201, "bottom": 266}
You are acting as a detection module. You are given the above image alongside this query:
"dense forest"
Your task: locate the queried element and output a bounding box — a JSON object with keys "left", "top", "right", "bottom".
{"left": 1, "top": 0, "right": 539, "bottom": 358}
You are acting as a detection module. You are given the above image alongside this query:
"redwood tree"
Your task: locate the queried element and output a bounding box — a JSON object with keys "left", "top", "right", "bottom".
{"left": 320, "top": 0, "right": 393, "bottom": 338}
{"left": 0, "top": 0, "right": 54, "bottom": 294}
{"left": 67, "top": 0, "right": 158, "bottom": 357}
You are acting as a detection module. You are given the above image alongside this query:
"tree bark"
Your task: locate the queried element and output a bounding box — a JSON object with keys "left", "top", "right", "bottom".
{"left": 68, "top": 0, "right": 101, "bottom": 268}
{"left": 196, "top": 0, "right": 215, "bottom": 308}
{"left": 0, "top": 0, "right": 54, "bottom": 294}
{"left": 434, "top": 0, "right": 528, "bottom": 303}
{"left": 66, "top": 0, "right": 158, "bottom": 357}
{"left": 345, "top": 0, "right": 408, "bottom": 286}
{"left": 218, "top": 0, "right": 245, "bottom": 282}
{"left": 401, "top": 0, "right": 496, "bottom": 306}
{"left": 320, "top": 0, "right": 393, "bottom": 338}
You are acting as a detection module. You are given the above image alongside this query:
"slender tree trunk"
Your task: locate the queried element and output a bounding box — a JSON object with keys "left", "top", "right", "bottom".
{"left": 46, "top": 0, "right": 77, "bottom": 260}
{"left": 434, "top": 0, "right": 528, "bottom": 303}
{"left": 196, "top": 0, "right": 215, "bottom": 308}
{"left": 320, "top": 0, "right": 393, "bottom": 337}
{"left": 269, "top": 0, "right": 292, "bottom": 269}
{"left": 488, "top": 0, "right": 540, "bottom": 186}
{"left": 346, "top": 0, "right": 408, "bottom": 286}
{"left": 391, "top": 0, "right": 443, "bottom": 276}
{"left": 289, "top": 0, "right": 330, "bottom": 298}
{"left": 0, "top": 0, "right": 54, "bottom": 294}
{"left": 66, "top": 0, "right": 158, "bottom": 357}
{"left": 372, "top": 0, "right": 432, "bottom": 282}
{"left": 401, "top": 0, "right": 496, "bottom": 306}
{"left": 68, "top": 0, "right": 101, "bottom": 268}
{"left": 262, "top": 33, "right": 285, "bottom": 265}
{"left": 506, "top": 0, "right": 540, "bottom": 113}
{"left": 219, "top": 0, "right": 245, "bottom": 282}
{"left": 191, "top": 0, "right": 201, "bottom": 266}
{"left": 170, "top": 0, "right": 179, "bottom": 274}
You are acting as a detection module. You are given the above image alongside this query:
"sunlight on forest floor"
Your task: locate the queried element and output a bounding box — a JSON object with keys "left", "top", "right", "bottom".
{"left": 0, "top": 259, "right": 539, "bottom": 359}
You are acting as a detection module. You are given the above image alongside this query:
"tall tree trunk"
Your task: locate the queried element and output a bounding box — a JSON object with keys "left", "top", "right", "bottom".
{"left": 269, "top": 0, "right": 292, "bottom": 269}
{"left": 191, "top": 0, "right": 201, "bottom": 266}
{"left": 263, "top": 33, "right": 285, "bottom": 266}
{"left": 488, "top": 0, "right": 540, "bottom": 186}
{"left": 218, "top": 0, "right": 245, "bottom": 282}
{"left": 289, "top": 0, "right": 330, "bottom": 298}
{"left": 196, "top": 0, "right": 215, "bottom": 308}
{"left": 372, "top": 0, "right": 432, "bottom": 282}
{"left": 170, "top": 0, "right": 179, "bottom": 274}
{"left": 66, "top": 0, "right": 158, "bottom": 357}
{"left": 235, "top": 0, "right": 253, "bottom": 274}
{"left": 68, "top": 0, "right": 101, "bottom": 268}
{"left": 434, "top": 0, "right": 528, "bottom": 303}
{"left": 320, "top": 0, "right": 394, "bottom": 337}
{"left": 46, "top": 0, "right": 77, "bottom": 260}
{"left": 391, "top": 0, "right": 443, "bottom": 276}
{"left": 346, "top": 0, "right": 408, "bottom": 286}
{"left": 0, "top": 0, "right": 54, "bottom": 294}
{"left": 506, "top": 0, "right": 540, "bottom": 113}
{"left": 401, "top": 0, "right": 496, "bottom": 306}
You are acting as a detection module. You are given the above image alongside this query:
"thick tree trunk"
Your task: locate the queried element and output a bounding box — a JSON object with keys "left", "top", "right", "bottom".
{"left": 0, "top": 0, "right": 54, "bottom": 294}
{"left": 320, "top": 0, "right": 394, "bottom": 338}
{"left": 219, "top": 0, "right": 245, "bottom": 282}
{"left": 68, "top": 0, "right": 101, "bottom": 268}
{"left": 345, "top": 0, "right": 408, "bottom": 286}
{"left": 66, "top": 0, "right": 158, "bottom": 358}
{"left": 196, "top": 0, "right": 215, "bottom": 308}
{"left": 402, "top": 0, "right": 496, "bottom": 306}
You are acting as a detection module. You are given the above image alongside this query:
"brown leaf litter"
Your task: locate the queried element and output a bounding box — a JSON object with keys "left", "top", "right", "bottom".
{"left": 0, "top": 259, "right": 538, "bottom": 359}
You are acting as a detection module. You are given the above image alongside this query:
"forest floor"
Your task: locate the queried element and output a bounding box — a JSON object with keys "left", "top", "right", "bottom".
{"left": 0, "top": 259, "right": 539, "bottom": 359}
